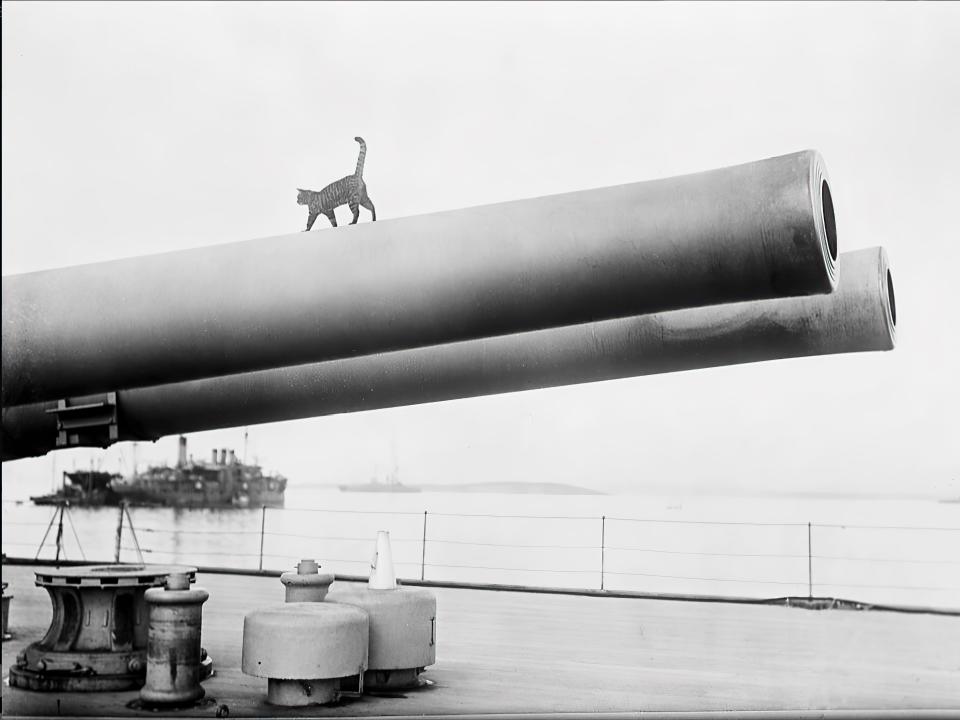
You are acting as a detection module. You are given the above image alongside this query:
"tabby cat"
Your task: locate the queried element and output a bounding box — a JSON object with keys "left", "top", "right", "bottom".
{"left": 297, "top": 136, "right": 377, "bottom": 230}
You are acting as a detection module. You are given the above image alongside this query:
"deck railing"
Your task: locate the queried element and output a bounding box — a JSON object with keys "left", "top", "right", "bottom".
{"left": 3, "top": 501, "right": 959, "bottom": 612}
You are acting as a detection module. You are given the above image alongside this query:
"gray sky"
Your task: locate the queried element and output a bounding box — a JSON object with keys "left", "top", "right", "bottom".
{"left": 2, "top": 2, "right": 958, "bottom": 498}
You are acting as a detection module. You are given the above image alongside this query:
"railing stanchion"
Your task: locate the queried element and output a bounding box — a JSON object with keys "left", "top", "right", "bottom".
{"left": 66, "top": 505, "right": 87, "bottom": 561}
{"left": 35, "top": 506, "right": 59, "bottom": 560}
{"left": 125, "top": 505, "right": 143, "bottom": 563}
{"left": 114, "top": 503, "right": 124, "bottom": 563}
{"left": 54, "top": 504, "right": 66, "bottom": 565}
{"left": 807, "top": 521, "right": 813, "bottom": 599}
{"left": 421, "top": 510, "right": 428, "bottom": 581}
{"left": 258, "top": 505, "right": 267, "bottom": 571}
{"left": 600, "top": 515, "right": 606, "bottom": 591}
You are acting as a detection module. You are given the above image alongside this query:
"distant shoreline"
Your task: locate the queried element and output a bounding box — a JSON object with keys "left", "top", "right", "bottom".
{"left": 417, "top": 481, "right": 605, "bottom": 495}
{"left": 284, "top": 481, "right": 958, "bottom": 501}
{"left": 334, "top": 481, "right": 605, "bottom": 495}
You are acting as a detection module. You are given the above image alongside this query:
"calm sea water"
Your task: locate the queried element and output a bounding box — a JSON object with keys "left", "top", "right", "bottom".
{"left": 3, "top": 485, "right": 958, "bottom": 611}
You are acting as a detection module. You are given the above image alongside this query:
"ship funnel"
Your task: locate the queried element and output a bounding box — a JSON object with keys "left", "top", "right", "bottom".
{"left": 211, "top": 449, "right": 218, "bottom": 465}
{"left": 219, "top": 449, "right": 227, "bottom": 465}
{"left": 369, "top": 530, "right": 397, "bottom": 590}
{"left": 177, "top": 436, "right": 187, "bottom": 468}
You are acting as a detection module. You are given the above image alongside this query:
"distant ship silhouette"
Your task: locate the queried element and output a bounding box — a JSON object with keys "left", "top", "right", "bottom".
{"left": 338, "top": 467, "right": 420, "bottom": 493}
{"left": 341, "top": 435, "right": 420, "bottom": 493}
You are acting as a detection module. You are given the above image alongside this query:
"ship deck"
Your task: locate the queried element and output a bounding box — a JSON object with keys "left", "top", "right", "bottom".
{"left": 2, "top": 563, "right": 959, "bottom": 718}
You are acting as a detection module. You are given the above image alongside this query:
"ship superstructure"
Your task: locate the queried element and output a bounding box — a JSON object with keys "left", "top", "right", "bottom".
{"left": 111, "top": 436, "right": 286, "bottom": 508}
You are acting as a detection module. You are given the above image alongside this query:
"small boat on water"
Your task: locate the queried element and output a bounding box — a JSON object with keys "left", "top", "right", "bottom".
{"left": 30, "top": 437, "right": 287, "bottom": 509}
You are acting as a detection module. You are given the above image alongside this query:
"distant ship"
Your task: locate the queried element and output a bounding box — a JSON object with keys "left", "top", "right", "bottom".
{"left": 340, "top": 437, "right": 420, "bottom": 493}
{"left": 31, "top": 437, "right": 287, "bottom": 509}
{"left": 112, "top": 436, "right": 287, "bottom": 508}
{"left": 30, "top": 470, "right": 123, "bottom": 507}
{"left": 339, "top": 467, "right": 420, "bottom": 493}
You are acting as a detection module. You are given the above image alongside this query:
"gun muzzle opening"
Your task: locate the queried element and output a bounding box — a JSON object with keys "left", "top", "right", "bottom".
{"left": 886, "top": 268, "right": 897, "bottom": 328}
{"left": 821, "top": 179, "right": 838, "bottom": 263}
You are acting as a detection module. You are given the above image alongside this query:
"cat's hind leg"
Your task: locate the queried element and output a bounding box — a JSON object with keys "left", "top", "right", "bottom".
{"left": 349, "top": 201, "right": 360, "bottom": 225}
{"left": 324, "top": 210, "right": 338, "bottom": 227}
{"left": 361, "top": 195, "right": 376, "bottom": 222}
{"left": 305, "top": 211, "right": 319, "bottom": 231}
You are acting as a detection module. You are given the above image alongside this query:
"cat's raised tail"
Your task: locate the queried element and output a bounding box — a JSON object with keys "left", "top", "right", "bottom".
{"left": 354, "top": 136, "right": 367, "bottom": 179}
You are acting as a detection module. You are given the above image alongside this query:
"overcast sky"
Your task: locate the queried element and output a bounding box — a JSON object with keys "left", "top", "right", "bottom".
{"left": 2, "top": 2, "right": 958, "bottom": 499}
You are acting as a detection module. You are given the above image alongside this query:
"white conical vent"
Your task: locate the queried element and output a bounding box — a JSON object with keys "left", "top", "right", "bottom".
{"left": 369, "top": 530, "right": 397, "bottom": 590}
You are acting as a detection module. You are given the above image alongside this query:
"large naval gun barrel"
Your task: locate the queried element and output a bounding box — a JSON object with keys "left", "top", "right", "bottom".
{"left": 1, "top": 249, "right": 895, "bottom": 461}
{"left": 2, "top": 150, "right": 837, "bottom": 407}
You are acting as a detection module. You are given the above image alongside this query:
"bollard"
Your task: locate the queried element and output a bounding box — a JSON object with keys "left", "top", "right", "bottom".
{"left": 281, "top": 559, "right": 335, "bottom": 603}
{"left": 140, "top": 573, "right": 209, "bottom": 708}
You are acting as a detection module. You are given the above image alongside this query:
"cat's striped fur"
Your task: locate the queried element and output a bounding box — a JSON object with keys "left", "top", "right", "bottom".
{"left": 298, "top": 136, "right": 377, "bottom": 230}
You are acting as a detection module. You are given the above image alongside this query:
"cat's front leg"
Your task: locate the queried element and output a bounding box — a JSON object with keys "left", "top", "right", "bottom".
{"left": 305, "top": 211, "right": 319, "bottom": 231}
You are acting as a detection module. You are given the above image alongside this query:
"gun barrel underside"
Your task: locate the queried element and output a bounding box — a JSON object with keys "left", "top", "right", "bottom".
{"left": 1, "top": 248, "right": 894, "bottom": 462}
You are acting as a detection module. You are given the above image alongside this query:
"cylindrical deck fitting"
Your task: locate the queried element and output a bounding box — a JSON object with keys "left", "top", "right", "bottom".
{"left": 326, "top": 585, "right": 437, "bottom": 690}
{"left": 1, "top": 248, "right": 893, "bottom": 462}
{"left": 3, "top": 150, "right": 837, "bottom": 407}
{"left": 266, "top": 678, "right": 338, "bottom": 706}
{"left": 2, "top": 581, "right": 12, "bottom": 641}
{"left": 139, "top": 573, "right": 210, "bottom": 708}
{"left": 7, "top": 564, "right": 196, "bottom": 692}
{"left": 281, "top": 559, "right": 335, "bottom": 602}
{"left": 242, "top": 602, "right": 369, "bottom": 707}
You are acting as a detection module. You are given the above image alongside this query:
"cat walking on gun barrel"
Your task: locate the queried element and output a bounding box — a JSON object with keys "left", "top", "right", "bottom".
{"left": 298, "top": 136, "right": 377, "bottom": 230}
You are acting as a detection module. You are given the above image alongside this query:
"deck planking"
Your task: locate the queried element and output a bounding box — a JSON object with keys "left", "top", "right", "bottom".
{"left": 2, "top": 564, "right": 959, "bottom": 717}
